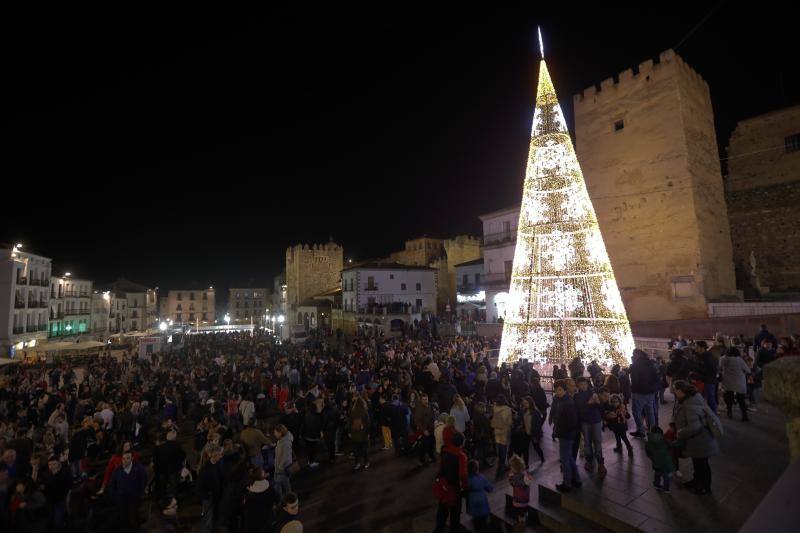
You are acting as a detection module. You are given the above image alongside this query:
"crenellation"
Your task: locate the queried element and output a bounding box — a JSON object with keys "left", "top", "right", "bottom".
{"left": 638, "top": 58, "right": 654, "bottom": 75}
{"left": 600, "top": 77, "right": 615, "bottom": 92}
{"left": 619, "top": 68, "right": 634, "bottom": 83}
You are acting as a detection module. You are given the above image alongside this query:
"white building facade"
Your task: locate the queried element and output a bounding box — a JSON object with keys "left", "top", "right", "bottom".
{"left": 49, "top": 276, "right": 92, "bottom": 338}
{"left": 479, "top": 205, "right": 520, "bottom": 323}
{"left": 341, "top": 262, "right": 437, "bottom": 335}
{"left": 91, "top": 291, "right": 111, "bottom": 338}
{"left": 106, "top": 280, "right": 158, "bottom": 333}
{"left": 454, "top": 258, "right": 484, "bottom": 320}
{"left": 1, "top": 246, "right": 51, "bottom": 356}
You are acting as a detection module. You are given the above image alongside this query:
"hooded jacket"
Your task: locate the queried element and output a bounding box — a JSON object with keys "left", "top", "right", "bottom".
{"left": 674, "top": 393, "right": 720, "bottom": 458}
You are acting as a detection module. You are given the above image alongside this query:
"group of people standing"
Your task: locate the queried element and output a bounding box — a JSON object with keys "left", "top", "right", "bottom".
{"left": 0, "top": 322, "right": 792, "bottom": 533}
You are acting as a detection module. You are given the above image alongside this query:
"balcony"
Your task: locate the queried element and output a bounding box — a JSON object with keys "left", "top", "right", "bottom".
{"left": 51, "top": 312, "right": 65, "bottom": 320}
{"left": 64, "top": 309, "right": 90, "bottom": 317}
{"left": 14, "top": 299, "right": 25, "bottom": 309}
{"left": 63, "top": 291, "right": 91, "bottom": 298}
{"left": 16, "top": 277, "right": 27, "bottom": 285}
{"left": 481, "top": 272, "right": 511, "bottom": 288}
{"left": 358, "top": 303, "right": 421, "bottom": 316}
{"left": 38, "top": 324, "right": 47, "bottom": 331}
{"left": 482, "top": 231, "right": 516, "bottom": 248}
{"left": 458, "top": 283, "right": 483, "bottom": 294}
{"left": 12, "top": 327, "right": 24, "bottom": 334}
{"left": 26, "top": 326, "right": 38, "bottom": 333}
{"left": 29, "top": 278, "right": 47, "bottom": 287}
{"left": 364, "top": 285, "right": 379, "bottom": 291}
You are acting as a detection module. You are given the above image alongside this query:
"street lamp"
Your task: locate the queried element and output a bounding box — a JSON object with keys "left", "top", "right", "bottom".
{"left": 277, "top": 314, "right": 285, "bottom": 338}
{"left": 224, "top": 313, "right": 231, "bottom": 326}
{"left": 159, "top": 321, "right": 167, "bottom": 332}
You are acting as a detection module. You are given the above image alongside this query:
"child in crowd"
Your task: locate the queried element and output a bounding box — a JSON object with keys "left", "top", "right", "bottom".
{"left": 465, "top": 460, "right": 493, "bottom": 532}
{"left": 645, "top": 426, "right": 675, "bottom": 493}
{"left": 602, "top": 393, "right": 633, "bottom": 457}
{"left": 508, "top": 454, "right": 533, "bottom": 527}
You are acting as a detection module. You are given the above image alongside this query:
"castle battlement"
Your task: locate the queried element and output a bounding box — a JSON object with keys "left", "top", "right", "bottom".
{"left": 286, "top": 242, "right": 342, "bottom": 256}
{"left": 573, "top": 49, "right": 709, "bottom": 107}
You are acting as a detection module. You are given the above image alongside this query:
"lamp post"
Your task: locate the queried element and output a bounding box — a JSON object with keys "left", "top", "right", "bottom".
{"left": 278, "top": 314, "right": 285, "bottom": 339}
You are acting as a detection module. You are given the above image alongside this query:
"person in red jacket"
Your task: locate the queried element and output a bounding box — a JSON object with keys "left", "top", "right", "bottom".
{"left": 434, "top": 432, "right": 468, "bottom": 533}
{"left": 100, "top": 441, "right": 140, "bottom": 493}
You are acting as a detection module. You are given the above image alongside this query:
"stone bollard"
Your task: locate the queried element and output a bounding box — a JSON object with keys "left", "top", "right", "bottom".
{"left": 763, "top": 357, "right": 800, "bottom": 461}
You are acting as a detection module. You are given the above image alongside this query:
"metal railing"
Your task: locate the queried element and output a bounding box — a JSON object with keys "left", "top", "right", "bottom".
{"left": 16, "top": 277, "right": 27, "bottom": 285}
{"left": 482, "top": 231, "right": 516, "bottom": 247}
{"left": 51, "top": 312, "right": 65, "bottom": 320}
{"left": 481, "top": 272, "right": 511, "bottom": 286}
{"left": 63, "top": 291, "right": 91, "bottom": 298}
{"left": 64, "top": 309, "right": 90, "bottom": 317}
{"left": 14, "top": 299, "right": 25, "bottom": 309}
{"left": 13, "top": 327, "right": 24, "bottom": 334}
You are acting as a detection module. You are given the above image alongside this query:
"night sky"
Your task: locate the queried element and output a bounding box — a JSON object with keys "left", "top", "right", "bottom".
{"left": 4, "top": 4, "right": 797, "bottom": 301}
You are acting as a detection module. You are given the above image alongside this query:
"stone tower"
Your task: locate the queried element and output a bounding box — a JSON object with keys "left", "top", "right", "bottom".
{"left": 573, "top": 49, "right": 736, "bottom": 321}
{"left": 285, "top": 242, "right": 344, "bottom": 309}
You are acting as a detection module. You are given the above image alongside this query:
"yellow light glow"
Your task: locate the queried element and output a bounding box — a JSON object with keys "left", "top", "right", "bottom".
{"left": 499, "top": 60, "right": 635, "bottom": 372}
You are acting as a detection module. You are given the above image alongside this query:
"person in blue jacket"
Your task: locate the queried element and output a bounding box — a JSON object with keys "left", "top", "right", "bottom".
{"left": 465, "top": 460, "right": 493, "bottom": 532}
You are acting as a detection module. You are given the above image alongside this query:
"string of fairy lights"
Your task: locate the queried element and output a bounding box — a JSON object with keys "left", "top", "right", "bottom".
{"left": 498, "top": 59, "right": 635, "bottom": 370}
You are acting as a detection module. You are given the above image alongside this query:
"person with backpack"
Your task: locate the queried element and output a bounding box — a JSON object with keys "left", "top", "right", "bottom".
{"left": 672, "top": 380, "right": 720, "bottom": 495}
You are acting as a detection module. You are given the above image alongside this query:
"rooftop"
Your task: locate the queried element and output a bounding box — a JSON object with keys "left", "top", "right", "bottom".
{"left": 453, "top": 257, "right": 484, "bottom": 268}
{"left": 342, "top": 261, "right": 437, "bottom": 272}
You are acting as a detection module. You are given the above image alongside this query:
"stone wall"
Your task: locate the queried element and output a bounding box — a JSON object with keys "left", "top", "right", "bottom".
{"left": 725, "top": 105, "right": 800, "bottom": 292}
{"left": 285, "top": 242, "right": 343, "bottom": 309}
{"left": 574, "top": 49, "right": 736, "bottom": 322}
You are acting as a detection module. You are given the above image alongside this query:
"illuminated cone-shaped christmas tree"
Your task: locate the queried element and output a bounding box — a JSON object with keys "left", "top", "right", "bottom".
{"left": 498, "top": 56, "right": 635, "bottom": 371}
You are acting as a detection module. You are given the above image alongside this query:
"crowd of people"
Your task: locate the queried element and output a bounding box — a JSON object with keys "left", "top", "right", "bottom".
{"left": 0, "top": 322, "right": 794, "bottom": 533}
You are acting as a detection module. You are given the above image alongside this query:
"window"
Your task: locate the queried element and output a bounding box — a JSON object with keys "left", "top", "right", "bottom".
{"left": 614, "top": 119, "right": 625, "bottom": 132}
{"left": 236, "top": 311, "right": 240, "bottom": 318}
{"left": 462, "top": 274, "right": 469, "bottom": 286}
{"left": 504, "top": 260, "right": 513, "bottom": 281}
{"left": 176, "top": 314, "right": 182, "bottom": 321}
{"left": 190, "top": 293, "right": 195, "bottom": 300}
{"left": 786, "top": 133, "right": 800, "bottom": 153}
{"left": 401, "top": 283, "right": 407, "bottom": 291}
{"left": 416, "top": 283, "right": 421, "bottom": 291}
{"left": 390, "top": 274, "right": 394, "bottom": 280}
{"left": 176, "top": 293, "right": 182, "bottom": 300}
{"left": 236, "top": 302, "right": 240, "bottom": 308}
{"left": 202, "top": 313, "right": 208, "bottom": 320}
{"left": 203, "top": 292, "right": 208, "bottom": 300}
{"left": 367, "top": 276, "right": 376, "bottom": 290}
{"left": 416, "top": 298, "right": 423, "bottom": 309}
{"left": 176, "top": 304, "right": 182, "bottom": 311}
{"left": 475, "top": 273, "right": 481, "bottom": 285}
{"left": 189, "top": 313, "right": 195, "bottom": 321}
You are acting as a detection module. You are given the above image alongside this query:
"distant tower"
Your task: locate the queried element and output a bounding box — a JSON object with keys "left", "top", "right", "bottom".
{"left": 573, "top": 49, "right": 736, "bottom": 321}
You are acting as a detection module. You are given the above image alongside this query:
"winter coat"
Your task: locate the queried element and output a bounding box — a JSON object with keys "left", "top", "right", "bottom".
{"left": 719, "top": 354, "right": 750, "bottom": 394}
{"left": 674, "top": 393, "right": 720, "bottom": 458}
{"left": 349, "top": 403, "right": 369, "bottom": 443}
{"left": 242, "top": 480, "right": 274, "bottom": 533}
{"left": 413, "top": 404, "right": 434, "bottom": 434}
{"left": 630, "top": 358, "right": 660, "bottom": 394}
{"left": 466, "top": 473, "right": 493, "bottom": 517}
{"left": 645, "top": 431, "right": 675, "bottom": 473}
{"left": 491, "top": 405, "right": 512, "bottom": 445}
{"left": 552, "top": 395, "right": 579, "bottom": 439}
{"left": 574, "top": 390, "right": 602, "bottom": 425}
{"left": 449, "top": 405, "right": 470, "bottom": 433}
{"left": 303, "top": 409, "right": 323, "bottom": 441}
{"left": 274, "top": 432, "right": 294, "bottom": 475}
{"left": 666, "top": 355, "right": 690, "bottom": 381}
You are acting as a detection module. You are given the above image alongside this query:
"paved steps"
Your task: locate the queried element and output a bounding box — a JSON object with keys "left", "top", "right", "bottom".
{"left": 539, "top": 483, "right": 679, "bottom": 533}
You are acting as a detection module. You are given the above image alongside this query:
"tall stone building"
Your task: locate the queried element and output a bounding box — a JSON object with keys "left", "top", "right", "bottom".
{"left": 388, "top": 235, "right": 481, "bottom": 313}
{"left": 573, "top": 49, "right": 737, "bottom": 321}
{"left": 725, "top": 105, "right": 800, "bottom": 293}
{"left": 285, "top": 242, "right": 343, "bottom": 325}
